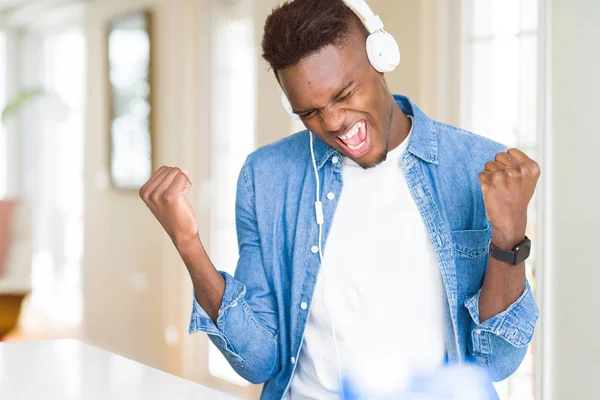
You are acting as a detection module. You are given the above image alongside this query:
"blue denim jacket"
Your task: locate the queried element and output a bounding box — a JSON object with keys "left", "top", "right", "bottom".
{"left": 189, "top": 95, "right": 539, "bottom": 399}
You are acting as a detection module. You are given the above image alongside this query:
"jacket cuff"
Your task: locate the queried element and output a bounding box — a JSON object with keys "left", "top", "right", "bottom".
{"left": 465, "top": 281, "right": 539, "bottom": 352}
{"left": 189, "top": 271, "right": 246, "bottom": 351}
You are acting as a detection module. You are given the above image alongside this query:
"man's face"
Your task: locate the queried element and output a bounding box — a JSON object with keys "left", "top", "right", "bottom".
{"left": 278, "top": 32, "right": 395, "bottom": 169}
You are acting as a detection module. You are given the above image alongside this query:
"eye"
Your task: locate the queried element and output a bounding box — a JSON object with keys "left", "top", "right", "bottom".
{"left": 299, "top": 110, "right": 317, "bottom": 119}
{"left": 338, "top": 90, "right": 354, "bottom": 102}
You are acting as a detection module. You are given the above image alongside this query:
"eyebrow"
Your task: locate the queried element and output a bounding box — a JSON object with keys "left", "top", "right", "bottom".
{"left": 293, "top": 80, "right": 355, "bottom": 115}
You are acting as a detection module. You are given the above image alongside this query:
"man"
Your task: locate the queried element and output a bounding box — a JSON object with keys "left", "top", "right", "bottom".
{"left": 140, "top": 0, "right": 540, "bottom": 398}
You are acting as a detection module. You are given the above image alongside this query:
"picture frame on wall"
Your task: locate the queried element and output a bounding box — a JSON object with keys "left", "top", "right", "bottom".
{"left": 107, "top": 10, "right": 153, "bottom": 190}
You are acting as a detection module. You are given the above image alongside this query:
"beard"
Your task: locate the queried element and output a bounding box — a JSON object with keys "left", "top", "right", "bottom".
{"left": 355, "top": 136, "right": 389, "bottom": 170}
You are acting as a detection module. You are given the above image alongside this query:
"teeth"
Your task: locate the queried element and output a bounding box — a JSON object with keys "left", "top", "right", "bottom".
{"left": 338, "top": 121, "right": 367, "bottom": 152}
{"left": 339, "top": 122, "right": 362, "bottom": 141}
{"left": 348, "top": 141, "right": 366, "bottom": 151}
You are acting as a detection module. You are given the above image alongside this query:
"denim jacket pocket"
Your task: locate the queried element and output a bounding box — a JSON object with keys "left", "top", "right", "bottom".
{"left": 451, "top": 225, "right": 492, "bottom": 259}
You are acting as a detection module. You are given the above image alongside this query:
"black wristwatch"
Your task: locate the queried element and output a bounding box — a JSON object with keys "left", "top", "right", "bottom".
{"left": 488, "top": 236, "right": 531, "bottom": 265}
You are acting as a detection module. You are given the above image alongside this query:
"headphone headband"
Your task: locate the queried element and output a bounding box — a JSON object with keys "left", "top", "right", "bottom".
{"left": 342, "top": 0, "right": 384, "bottom": 33}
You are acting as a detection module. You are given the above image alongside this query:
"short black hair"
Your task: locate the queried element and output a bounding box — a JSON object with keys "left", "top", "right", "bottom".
{"left": 261, "top": 0, "right": 367, "bottom": 75}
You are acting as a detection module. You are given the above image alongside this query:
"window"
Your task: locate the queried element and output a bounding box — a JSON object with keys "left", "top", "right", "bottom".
{"left": 16, "top": 23, "right": 86, "bottom": 333}
{"left": 0, "top": 30, "right": 7, "bottom": 198}
{"left": 461, "top": 1, "right": 541, "bottom": 399}
{"left": 208, "top": 0, "right": 256, "bottom": 387}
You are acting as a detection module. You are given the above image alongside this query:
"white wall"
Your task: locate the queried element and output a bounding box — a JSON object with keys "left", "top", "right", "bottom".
{"left": 364, "top": 0, "right": 459, "bottom": 121}
{"left": 547, "top": 0, "right": 600, "bottom": 398}
{"left": 83, "top": 0, "right": 203, "bottom": 380}
{"left": 370, "top": 0, "right": 424, "bottom": 103}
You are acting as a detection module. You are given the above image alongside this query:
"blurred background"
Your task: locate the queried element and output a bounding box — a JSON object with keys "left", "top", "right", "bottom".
{"left": 0, "top": 0, "right": 597, "bottom": 399}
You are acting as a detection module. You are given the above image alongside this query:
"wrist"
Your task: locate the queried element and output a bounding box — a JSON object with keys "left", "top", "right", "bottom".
{"left": 491, "top": 229, "right": 526, "bottom": 250}
{"left": 174, "top": 233, "right": 202, "bottom": 256}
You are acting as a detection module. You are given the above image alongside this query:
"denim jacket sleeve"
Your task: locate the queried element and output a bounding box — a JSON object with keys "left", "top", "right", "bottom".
{"left": 464, "top": 280, "right": 539, "bottom": 381}
{"left": 188, "top": 159, "right": 280, "bottom": 384}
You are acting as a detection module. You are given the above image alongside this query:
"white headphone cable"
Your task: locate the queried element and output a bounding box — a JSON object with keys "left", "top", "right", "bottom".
{"left": 309, "top": 132, "right": 344, "bottom": 397}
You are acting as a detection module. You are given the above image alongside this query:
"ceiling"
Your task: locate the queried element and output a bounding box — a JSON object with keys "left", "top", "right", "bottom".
{"left": 0, "top": 0, "right": 37, "bottom": 12}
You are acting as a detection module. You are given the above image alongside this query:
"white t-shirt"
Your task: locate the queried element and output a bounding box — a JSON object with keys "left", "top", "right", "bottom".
{"left": 289, "top": 117, "right": 446, "bottom": 399}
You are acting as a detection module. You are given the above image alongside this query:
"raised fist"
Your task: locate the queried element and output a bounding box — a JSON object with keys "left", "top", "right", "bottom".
{"left": 479, "top": 148, "right": 541, "bottom": 248}
{"left": 139, "top": 166, "right": 198, "bottom": 248}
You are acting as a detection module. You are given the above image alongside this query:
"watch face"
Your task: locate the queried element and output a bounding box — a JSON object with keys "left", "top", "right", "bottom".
{"left": 514, "top": 239, "right": 532, "bottom": 265}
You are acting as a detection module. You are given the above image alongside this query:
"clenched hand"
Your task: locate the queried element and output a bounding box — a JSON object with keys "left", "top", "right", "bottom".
{"left": 139, "top": 166, "right": 199, "bottom": 249}
{"left": 479, "top": 148, "right": 541, "bottom": 249}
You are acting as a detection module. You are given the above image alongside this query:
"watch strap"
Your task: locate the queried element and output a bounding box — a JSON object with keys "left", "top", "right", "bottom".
{"left": 488, "top": 236, "right": 531, "bottom": 265}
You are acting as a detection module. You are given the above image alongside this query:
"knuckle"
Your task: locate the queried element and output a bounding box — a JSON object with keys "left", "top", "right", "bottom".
{"left": 161, "top": 190, "right": 176, "bottom": 204}
{"left": 149, "top": 192, "right": 160, "bottom": 204}
{"left": 516, "top": 164, "right": 525, "bottom": 175}
{"left": 478, "top": 171, "right": 488, "bottom": 183}
{"left": 177, "top": 171, "right": 191, "bottom": 184}
{"left": 492, "top": 172, "right": 505, "bottom": 183}
{"left": 530, "top": 160, "right": 541, "bottom": 175}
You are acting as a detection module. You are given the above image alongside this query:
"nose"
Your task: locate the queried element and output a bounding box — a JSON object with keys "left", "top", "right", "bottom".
{"left": 320, "top": 104, "right": 347, "bottom": 134}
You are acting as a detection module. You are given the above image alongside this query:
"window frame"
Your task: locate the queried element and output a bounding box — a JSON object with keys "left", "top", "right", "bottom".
{"left": 459, "top": 1, "right": 548, "bottom": 399}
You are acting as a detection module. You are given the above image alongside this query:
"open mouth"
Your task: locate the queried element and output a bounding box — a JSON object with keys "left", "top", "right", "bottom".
{"left": 336, "top": 120, "right": 370, "bottom": 158}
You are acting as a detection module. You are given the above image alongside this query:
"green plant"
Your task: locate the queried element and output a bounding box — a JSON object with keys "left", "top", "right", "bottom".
{"left": 1, "top": 88, "right": 48, "bottom": 123}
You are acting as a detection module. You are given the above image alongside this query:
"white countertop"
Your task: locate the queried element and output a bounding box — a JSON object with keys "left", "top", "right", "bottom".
{"left": 0, "top": 339, "right": 240, "bottom": 400}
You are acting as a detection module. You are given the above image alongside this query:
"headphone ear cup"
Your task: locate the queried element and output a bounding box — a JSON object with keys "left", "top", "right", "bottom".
{"left": 281, "top": 92, "right": 301, "bottom": 120}
{"left": 366, "top": 31, "right": 400, "bottom": 73}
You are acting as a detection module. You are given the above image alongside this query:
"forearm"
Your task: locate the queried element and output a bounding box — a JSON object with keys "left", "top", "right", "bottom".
{"left": 177, "top": 237, "right": 225, "bottom": 324}
{"left": 478, "top": 230, "right": 526, "bottom": 322}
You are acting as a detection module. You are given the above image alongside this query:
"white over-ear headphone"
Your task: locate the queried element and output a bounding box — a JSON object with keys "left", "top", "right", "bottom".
{"left": 281, "top": 0, "right": 400, "bottom": 119}
{"left": 344, "top": 0, "right": 401, "bottom": 73}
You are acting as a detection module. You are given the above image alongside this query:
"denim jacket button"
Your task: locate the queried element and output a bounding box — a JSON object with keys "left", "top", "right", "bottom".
{"left": 332, "top": 156, "right": 340, "bottom": 164}
{"left": 300, "top": 302, "right": 308, "bottom": 310}
{"left": 326, "top": 192, "right": 335, "bottom": 200}
{"left": 311, "top": 246, "right": 319, "bottom": 253}
{"left": 291, "top": 357, "right": 296, "bottom": 364}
